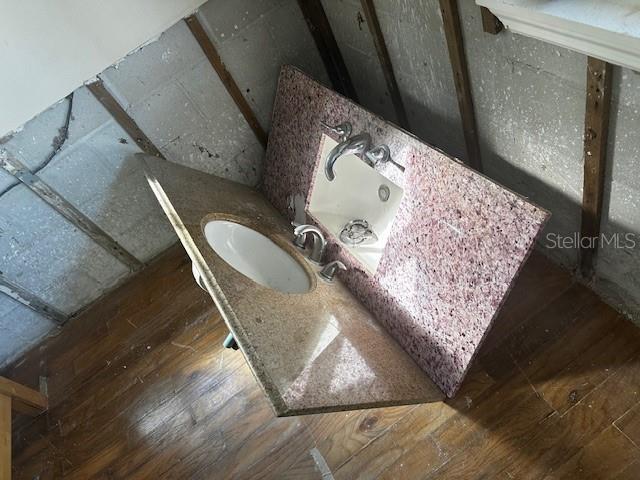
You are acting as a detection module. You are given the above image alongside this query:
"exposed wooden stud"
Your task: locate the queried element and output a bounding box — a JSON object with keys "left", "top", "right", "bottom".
{"left": 184, "top": 15, "right": 268, "bottom": 149}
{"left": 0, "top": 274, "right": 67, "bottom": 325}
{"left": 360, "top": 0, "right": 410, "bottom": 129}
{"left": 580, "top": 57, "right": 613, "bottom": 278}
{"left": 439, "top": 0, "right": 483, "bottom": 172}
{"left": 0, "top": 150, "right": 144, "bottom": 272}
{"left": 480, "top": 6, "right": 503, "bottom": 34}
{"left": 0, "top": 377, "right": 48, "bottom": 417}
{"left": 0, "top": 394, "right": 9, "bottom": 480}
{"left": 297, "top": 0, "right": 359, "bottom": 102}
{"left": 86, "top": 80, "right": 163, "bottom": 157}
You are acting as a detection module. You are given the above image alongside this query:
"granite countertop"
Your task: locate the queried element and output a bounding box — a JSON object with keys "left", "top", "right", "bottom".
{"left": 142, "top": 154, "right": 443, "bottom": 416}
{"left": 263, "top": 66, "right": 550, "bottom": 397}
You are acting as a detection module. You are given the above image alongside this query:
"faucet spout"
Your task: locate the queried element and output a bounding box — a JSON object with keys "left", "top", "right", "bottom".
{"left": 325, "top": 133, "right": 371, "bottom": 181}
{"left": 293, "top": 224, "right": 327, "bottom": 264}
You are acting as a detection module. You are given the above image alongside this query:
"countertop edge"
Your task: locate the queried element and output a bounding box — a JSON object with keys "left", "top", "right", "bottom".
{"left": 142, "top": 162, "right": 290, "bottom": 416}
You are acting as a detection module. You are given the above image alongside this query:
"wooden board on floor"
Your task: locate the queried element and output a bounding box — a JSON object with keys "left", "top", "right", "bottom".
{"left": 0, "top": 377, "right": 47, "bottom": 416}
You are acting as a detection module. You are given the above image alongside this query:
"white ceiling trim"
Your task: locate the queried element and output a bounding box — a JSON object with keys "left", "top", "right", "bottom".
{"left": 476, "top": 0, "right": 640, "bottom": 72}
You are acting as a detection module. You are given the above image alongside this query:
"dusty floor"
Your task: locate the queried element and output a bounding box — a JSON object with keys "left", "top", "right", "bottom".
{"left": 4, "top": 246, "right": 640, "bottom": 479}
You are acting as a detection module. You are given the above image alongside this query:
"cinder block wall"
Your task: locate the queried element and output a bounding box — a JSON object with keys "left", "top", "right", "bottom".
{"left": 321, "top": 0, "right": 640, "bottom": 323}
{"left": 0, "top": 0, "right": 328, "bottom": 367}
{"left": 4, "top": 0, "right": 640, "bottom": 367}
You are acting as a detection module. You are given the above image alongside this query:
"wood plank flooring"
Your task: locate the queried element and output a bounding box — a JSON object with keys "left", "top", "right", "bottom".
{"left": 4, "top": 246, "right": 640, "bottom": 479}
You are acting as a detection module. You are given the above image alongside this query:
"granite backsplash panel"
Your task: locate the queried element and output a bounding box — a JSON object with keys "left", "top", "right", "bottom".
{"left": 262, "top": 66, "right": 549, "bottom": 397}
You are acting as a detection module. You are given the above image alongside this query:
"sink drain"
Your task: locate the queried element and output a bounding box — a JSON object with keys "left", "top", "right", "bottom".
{"left": 378, "top": 184, "right": 391, "bottom": 202}
{"left": 339, "top": 219, "right": 378, "bottom": 246}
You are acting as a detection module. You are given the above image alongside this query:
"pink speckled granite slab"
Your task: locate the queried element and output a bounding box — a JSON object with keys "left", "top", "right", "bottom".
{"left": 262, "top": 66, "right": 549, "bottom": 397}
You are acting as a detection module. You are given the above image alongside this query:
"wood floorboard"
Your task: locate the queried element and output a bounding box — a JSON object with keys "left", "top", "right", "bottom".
{"left": 302, "top": 400, "right": 423, "bottom": 471}
{"left": 612, "top": 459, "right": 640, "bottom": 480}
{"left": 479, "top": 252, "right": 574, "bottom": 354}
{"left": 479, "top": 282, "right": 603, "bottom": 382}
{"left": 281, "top": 450, "right": 325, "bottom": 480}
{"left": 530, "top": 312, "right": 640, "bottom": 414}
{"left": 499, "top": 353, "right": 640, "bottom": 479}
{"left": 404, "top": 372, "right": 553, "bottom": 480}
{"left": 616, "top": 402, "right": 640, "bottom": 446}
{"left": 3, "top": 250, "right": 640, "bottom": 479}
{"left": 545, "top": 425, "right": 639, "bottom": 479}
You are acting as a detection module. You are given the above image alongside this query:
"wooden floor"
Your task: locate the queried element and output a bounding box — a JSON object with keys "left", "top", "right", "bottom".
{"left": 4, "top": 246, "right": 640, "bottom": 479}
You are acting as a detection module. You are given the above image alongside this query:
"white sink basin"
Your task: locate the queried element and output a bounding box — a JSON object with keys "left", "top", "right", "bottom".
{"left": 202, "top": 220, "right": 310, "bottom": 294}
{"left": 308, "top": 134, "right": 404, "bottom": 275}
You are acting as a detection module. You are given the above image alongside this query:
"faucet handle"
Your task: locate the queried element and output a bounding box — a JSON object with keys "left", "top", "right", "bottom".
{"left": 321, "top": 121, "right": 352, "bottom": 141}
{"left": 293, "top": 232, "right": 306, "bottom": 249}
{"left": 319, "top": 260, "right": 347, "bottom": 282}
{"left": 365, "top": 144, "right": 390, "bottom": 166}
{"left": 292, "top": 221, "right": 306, "bottom": 248}
{"left": 365, "top": 144, "right": 405, "bottom": 172}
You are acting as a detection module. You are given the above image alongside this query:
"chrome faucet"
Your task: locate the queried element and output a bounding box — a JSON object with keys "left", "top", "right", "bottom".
{"left": 365, "top": 144, "right": 405, "bottom": 172}
{"left": 319, "top": 260, "right": 347, "bottom": 282}
{"left": 324, "top": 133, "right": 372, "bottom": 181}
{"left": 293, "top": 224, "right": 327, "bottom": 264}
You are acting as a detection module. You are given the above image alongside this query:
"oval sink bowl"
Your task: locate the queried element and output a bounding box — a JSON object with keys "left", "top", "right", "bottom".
{"left": 203, "top": 220, "right": 310, "bottom": 294}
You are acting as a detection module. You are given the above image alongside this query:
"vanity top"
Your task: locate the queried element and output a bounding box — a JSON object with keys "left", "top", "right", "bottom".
{"left": 263, "top": 66, "right": 550, "bottom": 397}
{"left": 142, "top": 155, "right": 443, "bottom": 416}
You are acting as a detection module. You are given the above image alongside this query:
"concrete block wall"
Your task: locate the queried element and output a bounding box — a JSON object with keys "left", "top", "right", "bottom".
{"left": 596, "top": 68, "right": 640, "bottom": 319}
{"left": 0, "top": 0, "right": 328, "bottom": 367}
{"left": 320, "top": 0, "right": 640, "bottom": 323}
{"left": 5, "top": 0, "right": 638, "bottom": 369}
{"left": 322, "top": 0, "right": 467, "bottom": 160}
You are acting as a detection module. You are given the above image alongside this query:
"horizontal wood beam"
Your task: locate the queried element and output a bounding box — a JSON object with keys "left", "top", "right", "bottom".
{"left": 439, "top": 0, "right": 483, "bottom": 172}
{"left": 0, "top": 150, "right": 143, "bottom": 272}
{"left": 86, "top": 80, "right": 163, "bottom": 157}
{"left": 360, "top": 0, "right": 410, "bottom": 129}
{"left": 0, "top": 274, "right": 67, "bottom": 325}
{"left": 184, "top": 14, "right": 268, "bottom": 149}
{"left": 297, "top": 0, "right": 359, "bottom": 102}
{"left": 0, "top": 376, "right": 47, "bottom": 416}
{"left": 480, "top": 6, "right": 503, "bottom": 34}
{"left": 580, "top": 57, "right": 613, "bottom": 278}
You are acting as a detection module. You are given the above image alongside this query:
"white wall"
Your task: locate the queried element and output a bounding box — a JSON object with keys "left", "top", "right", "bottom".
{"left": 0, "top": 0, "right": 206, "bottom": 137}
